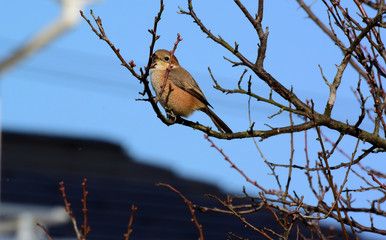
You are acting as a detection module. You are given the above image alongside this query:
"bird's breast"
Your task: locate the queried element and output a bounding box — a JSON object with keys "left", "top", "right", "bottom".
{"left": 150, "top": 69, "right": 164, "bottom": 95}
{"left": 149, "top": 69, "right": 205, "bottom": 117}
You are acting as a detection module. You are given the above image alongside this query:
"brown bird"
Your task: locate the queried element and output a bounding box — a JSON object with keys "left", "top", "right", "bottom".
{"left": 150, "top": 49, "right": 232, "bottom": 133}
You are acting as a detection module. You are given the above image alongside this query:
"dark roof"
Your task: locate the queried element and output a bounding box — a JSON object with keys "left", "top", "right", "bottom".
{"left": 1, "top": 131, "right": 354, "bottom": 240}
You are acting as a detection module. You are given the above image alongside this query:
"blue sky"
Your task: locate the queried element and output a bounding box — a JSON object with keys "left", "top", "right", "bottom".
{"left": 1, "top": 0, "right": 385, "bottom": 239}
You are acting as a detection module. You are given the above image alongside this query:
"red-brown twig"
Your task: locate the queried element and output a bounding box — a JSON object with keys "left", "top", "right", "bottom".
{"left": 124, "top": 205, "right": 138, "bottom": 240}
{"left": 156, "top": 183, "right": 204, "bottom": 240}
{"left": 81, "top": 178, "right": 90, "bottom": 239}
{"left": 227, "top": 232, "right": 248, "bottom": 240}
{"left": 154, "top": 33, "right": 183, "bottom": 103}
{"left": 36, "top": 222, "right": 55, "bottom": 240}
{"left": 59, "top": 179, "right": 91, "bottom": 240}
{"left": 59, "top": 181, "right": 82, "bottom": 240}
{"left": 204, "top": 134, "right": 272, "bottom": 194}
{"left": 368, "top": 172, "right": 386, "bottom": 190}
{"left": 259, "top": 192, "right": 286, "bottom": 231}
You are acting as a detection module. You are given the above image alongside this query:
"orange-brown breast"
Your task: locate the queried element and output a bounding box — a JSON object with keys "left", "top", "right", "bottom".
{"left": 150, "top": 69, "right": 206, "bottom": 117}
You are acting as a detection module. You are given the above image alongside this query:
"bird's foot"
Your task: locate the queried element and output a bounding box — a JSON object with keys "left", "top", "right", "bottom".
{"left": 166, "top": 111, "right": 177, "bottom": 122}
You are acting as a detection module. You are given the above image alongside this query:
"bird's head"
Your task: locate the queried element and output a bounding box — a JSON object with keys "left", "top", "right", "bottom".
{"left": 151, "top": 49, "right": 180, "bottom": 70}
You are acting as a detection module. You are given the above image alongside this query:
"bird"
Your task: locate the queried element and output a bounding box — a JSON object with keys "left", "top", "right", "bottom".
{"left": 150, "top": 49, "right": 232, "bottom": 133}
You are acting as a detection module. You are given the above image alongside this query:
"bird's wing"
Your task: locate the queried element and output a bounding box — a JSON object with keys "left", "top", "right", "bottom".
{"left": 168, "top": 67, "right": 213, "bottom": 108}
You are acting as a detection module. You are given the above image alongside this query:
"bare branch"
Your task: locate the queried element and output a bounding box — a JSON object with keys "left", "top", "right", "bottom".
{"left": 157, "top": 183, "right": 204, "bottom": 240}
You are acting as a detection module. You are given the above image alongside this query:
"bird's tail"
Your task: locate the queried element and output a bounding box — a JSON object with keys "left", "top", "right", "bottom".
{"left": 202, "top": 108, "right": 233, "bottom": 133}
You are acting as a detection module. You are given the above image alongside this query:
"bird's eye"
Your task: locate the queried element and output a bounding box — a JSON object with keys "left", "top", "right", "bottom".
{"left": 164, "top": 56, "right": 170, "bottom": 61}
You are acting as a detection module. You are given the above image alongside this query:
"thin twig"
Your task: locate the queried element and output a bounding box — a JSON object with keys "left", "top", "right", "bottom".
{"left": 368, "top": 172, "right": 386, "bottom": 190}
{"left": 247, "top": 88, "right": 282, "bottom": 192}
{"left": 124, "top": 205, "right": 138, "bottom": 240}
{"left": 154, "top": 33, "right": 183, "bottom": 103}
{"left": 156, "top": 183, "right": 204, "bottom": 240}
{"left": 204, "top": 134, "right": 272, "bottom": 194}
{"left": 81, "top": 178, "right": 90, "bottom": 239}
{"left": 206, "top": 194, "right": 274, "bottom": 240}
{"left": 36, "top": 223, "right": 55, "bottom": 240}
{"left": 59, "top": 181, "right": 82, "bottom": 240}
{"left": 284, "top": 102, "right": 295, "bottom": 198}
